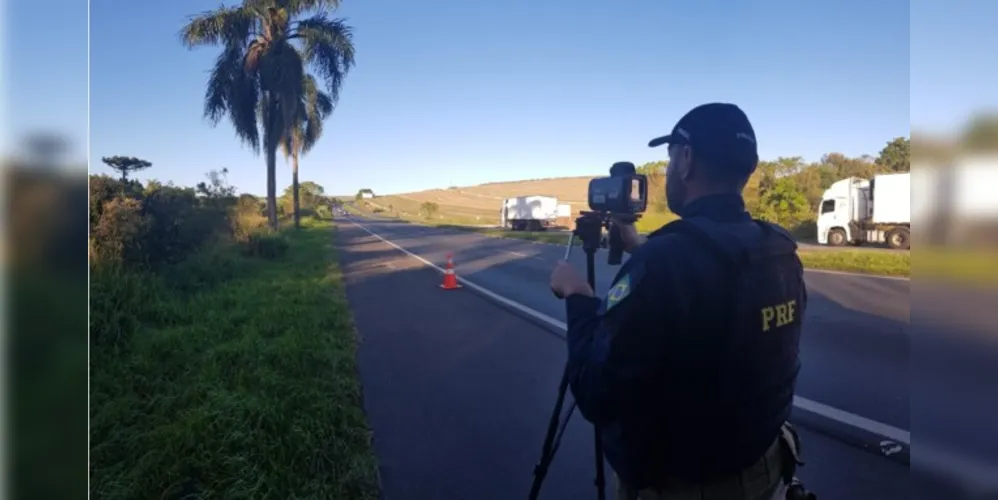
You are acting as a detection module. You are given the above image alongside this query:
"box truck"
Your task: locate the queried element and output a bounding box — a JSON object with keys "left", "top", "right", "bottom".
{"left": 816, "top": 173, "right": 911, "bottom": 249}
{"left": 499, "top": 196, "right": 559, "bottom": 231}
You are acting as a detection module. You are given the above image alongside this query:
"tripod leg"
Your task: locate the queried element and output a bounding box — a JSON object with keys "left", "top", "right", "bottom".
{"left": 584, "top": 247, "right": 606, "bottom": 500}
{"left": 594, "top": 427, "right": 606, "bottom": 499}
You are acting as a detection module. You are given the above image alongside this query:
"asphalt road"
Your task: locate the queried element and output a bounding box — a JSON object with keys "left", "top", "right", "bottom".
{"left": 343, "top": 216, "right": 911, "bottom": 432}
{"left": 336, "top": 222, "right": 910, "bottom": 499}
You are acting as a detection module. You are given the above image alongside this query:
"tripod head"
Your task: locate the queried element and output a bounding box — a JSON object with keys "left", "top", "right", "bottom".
{"left": 571, "top": 210, "right": 640, "bottom": 266}
{"left": 572, "top": 211, "right": 605, "bottom": 254}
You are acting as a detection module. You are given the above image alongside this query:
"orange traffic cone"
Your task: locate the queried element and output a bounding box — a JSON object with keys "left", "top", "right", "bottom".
{"left": 440, "top": 253, "right": 462, "bottom": 290}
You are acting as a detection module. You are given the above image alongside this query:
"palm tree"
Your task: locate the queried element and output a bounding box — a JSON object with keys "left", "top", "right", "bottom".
{"left": 180, "top": 0, "right": 354, "bottom": 230}
{"left": 281, "top": 74, "right": 334, "bottom": 228}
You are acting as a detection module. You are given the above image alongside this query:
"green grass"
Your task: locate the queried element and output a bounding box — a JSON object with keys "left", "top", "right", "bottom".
{"left": 89, "top": 220, "right": 380, "bottom": 500}
{"left": 798, "top": 249, "right": 910, "bottom": 277}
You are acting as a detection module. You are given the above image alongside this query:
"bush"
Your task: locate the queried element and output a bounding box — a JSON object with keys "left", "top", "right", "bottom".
{"left": 88, "top": 174, "right": 273, "bottom": 269}
{"left": 420, "top": 201, "right": 439, "bottom": 219}
{"left": 90, "top": 197, "right": 151, "bottom": 265}
{"left": 231, "top": 209, "right": 270, "bottom": 242}
{"left": 142, "top": 186, "right": 228, "bottom": 265}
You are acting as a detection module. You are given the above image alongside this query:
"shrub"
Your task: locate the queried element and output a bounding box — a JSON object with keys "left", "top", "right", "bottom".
{"left": 420, "top": 201, "right": 439, "bottom": 219}
{"left": 90, "top": 197, "right": 151, "bottom": 265}
{"left": 89, "top": 174, "right": 237, "bottom": 268}
{"left": 141, "top": 186, "right": 224, "bottom": 265}
{"left": 89, "top": 176, "right": 144, "bottom": 228}
{"left": 231, "top": 208, "right": 270, "bottom": 242}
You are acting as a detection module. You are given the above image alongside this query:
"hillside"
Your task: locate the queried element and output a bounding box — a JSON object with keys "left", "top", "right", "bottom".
{"left": 363, "top": 176, "right": 596, "bottom": 226}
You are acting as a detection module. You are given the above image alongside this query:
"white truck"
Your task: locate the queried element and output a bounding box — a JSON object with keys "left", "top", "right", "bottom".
{"left": 816, "top": 172, "right": 911, "bottom": 249}
{"left": 499, "top": 195, "right": 559, "bottom": 231}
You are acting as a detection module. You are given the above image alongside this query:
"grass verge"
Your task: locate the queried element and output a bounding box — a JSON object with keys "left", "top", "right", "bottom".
{"left": 89, "top": 220, "right": 380, "bottom": 500}
{"left": 797, "top": 249, "right": 910, "bottom": 277}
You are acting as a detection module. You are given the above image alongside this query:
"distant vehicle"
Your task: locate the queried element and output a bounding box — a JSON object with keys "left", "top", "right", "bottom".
{"left": 914, "top": 156, "right": 998, "bottom": 247}
{"left": 816, "top": 173, "right": 910, "bottom": 249}
{"left": 499, "top": 195, "right": 559, "bottom": 231}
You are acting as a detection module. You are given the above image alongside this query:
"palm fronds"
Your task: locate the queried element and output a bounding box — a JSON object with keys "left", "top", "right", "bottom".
{"left": 180, "top": 0, "right": 355, "bottom": 229}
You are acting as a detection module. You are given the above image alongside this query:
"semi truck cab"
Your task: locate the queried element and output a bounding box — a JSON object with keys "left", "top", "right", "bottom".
{"left": 816, "top": 177, "right": 869, "bottom": 246}
{"left": 816, "top": 174, "right": 910, "bottom": 249}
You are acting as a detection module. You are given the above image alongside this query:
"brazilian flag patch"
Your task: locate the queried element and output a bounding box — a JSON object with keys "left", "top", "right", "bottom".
{"left": 606, "top": 274, "right": 631, "bottom": 311}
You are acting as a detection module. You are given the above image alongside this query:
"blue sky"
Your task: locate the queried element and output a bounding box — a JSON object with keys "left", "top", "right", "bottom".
{"left": 5, "top": 0, "right": 993, "bottom": 196}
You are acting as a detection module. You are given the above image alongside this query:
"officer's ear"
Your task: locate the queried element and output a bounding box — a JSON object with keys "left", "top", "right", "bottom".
{"left": 677, "top": 145, "right": 697, "bottom": 182}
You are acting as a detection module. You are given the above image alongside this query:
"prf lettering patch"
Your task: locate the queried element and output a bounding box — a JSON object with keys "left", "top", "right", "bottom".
{"left": 761, "top": 299, "right": 797, "bottom": 332}
{"left": 606, "top": 274, "right": 632, "bottom": 311}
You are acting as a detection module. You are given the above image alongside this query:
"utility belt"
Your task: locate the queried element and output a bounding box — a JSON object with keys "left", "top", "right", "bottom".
{"left": 779, "top": 423, "right": 817, "bottom": 500}
{"left": 621, "top": 424, "right": 817, "bottom": 500}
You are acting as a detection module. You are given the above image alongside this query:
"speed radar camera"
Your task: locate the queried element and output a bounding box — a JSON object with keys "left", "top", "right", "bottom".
{"left": 587, "top": 162, "right": 648, "bottom": 214}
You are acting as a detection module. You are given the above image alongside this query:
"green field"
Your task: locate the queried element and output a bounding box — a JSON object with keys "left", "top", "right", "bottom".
{"left": 90, "top": 221, "right": 380, "bottom": 499}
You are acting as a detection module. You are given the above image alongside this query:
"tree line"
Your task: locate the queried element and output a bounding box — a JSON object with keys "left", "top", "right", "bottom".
{"left": 636, "top": 136, "right": 910, "bottom": 237}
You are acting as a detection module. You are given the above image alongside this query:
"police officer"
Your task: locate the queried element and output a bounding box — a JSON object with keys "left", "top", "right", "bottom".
{"left": 549, "top": 103, "right": 809, "bottom": 500}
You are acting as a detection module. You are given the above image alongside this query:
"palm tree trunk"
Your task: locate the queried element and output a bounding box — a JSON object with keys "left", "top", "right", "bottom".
{"left": 292, "top": 152, "right": 301, "bottom": 229}
{"left": 266, "top": 145, "right": 278, "bottom": 231}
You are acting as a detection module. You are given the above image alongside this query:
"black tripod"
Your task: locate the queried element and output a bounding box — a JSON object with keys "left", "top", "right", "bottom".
{"left": 529, "top": 211, "right": 619, "bottom": 500}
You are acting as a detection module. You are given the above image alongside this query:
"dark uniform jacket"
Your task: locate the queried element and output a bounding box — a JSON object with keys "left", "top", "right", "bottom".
{"left": 564, "top": 193, "right": 807, "bottom": 490}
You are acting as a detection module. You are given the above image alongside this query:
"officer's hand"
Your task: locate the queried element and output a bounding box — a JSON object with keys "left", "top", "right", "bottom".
{"left": 610, "top": 216, "right": 645, "bottom": 252}
{"left": 550, "top": 261, "right": 594, "bottom": 299}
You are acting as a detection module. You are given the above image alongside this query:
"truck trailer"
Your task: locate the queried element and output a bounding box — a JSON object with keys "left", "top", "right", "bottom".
{"left": 499, "top": 196, "right": 559, "bottom": 231}
{"left": 816, "top": 173, "right": 911, "bottom": 249}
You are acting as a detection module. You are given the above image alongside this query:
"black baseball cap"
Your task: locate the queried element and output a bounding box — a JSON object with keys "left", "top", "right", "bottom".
{"left": 648, "top": 103, "right": 759, "bottom": 174}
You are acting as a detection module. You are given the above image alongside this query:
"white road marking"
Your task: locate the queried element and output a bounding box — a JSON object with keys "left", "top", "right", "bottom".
{"left": 350, "top": 220, "right": 565, "bottom": 331}
{"left": 792, "top": 397, "right": 908, "bottom": 444}
{"left": 507, "top": 251, "right": 528, "bottom": 257}
{"left": 348, "top": 219, "right": 908, "bottom": 439}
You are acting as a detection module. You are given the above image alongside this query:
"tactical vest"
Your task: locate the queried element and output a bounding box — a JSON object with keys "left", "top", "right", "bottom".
{"left": 626, "top": 216, "right": 806, "bottom": 487}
